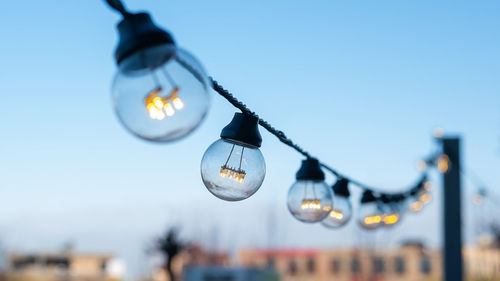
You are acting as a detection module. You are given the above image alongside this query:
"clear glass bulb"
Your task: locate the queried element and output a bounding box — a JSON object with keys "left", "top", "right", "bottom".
{"left": 287, "top": 181, "right": 333, "bottom": 223}
{"left": 201, "top": 139, "right": 265, "bottom": 201}
{"left": 408, "top": 196, "right": 423, "bottom": 212}
{"left": 112, "top": 44, "right": 210, "bottom": 142}
{"left": 380, "top": 205, "right": 401, "bottom": 227}
{"left": 358, "top": 202, "right": 382, "bottom": 230}
{"left": 322, "top": 196, "right": 352, "bottom": 228}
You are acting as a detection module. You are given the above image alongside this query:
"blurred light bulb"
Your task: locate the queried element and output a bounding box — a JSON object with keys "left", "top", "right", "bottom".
{"left": 201, "top": 113, "right": 265, "bottom": 201}
{"left": 378, "top": 195, "right": 402, "bottom": 227}
{"left": 419, "top": 192, "right": 432, "bottom": 204}
{"left": 358, "top": 191, "right": 382, "bottom": 230}
{"left": 111, "top": 13, "right": 210, "bottom": 142}
{"left": 322, "top": 179, "right": 352, "bottom": 229}
{"left": 383, "top": 213, "right": 400, "bottom": 225}
{"left": 437, "top": 154, "right": 450, "bottom": 173}
{"left": 287, "top": 159, "right": 333, "bottom": 223}
{"left": 409, "top": 200, "right": 423, "bottom": 212}
{"left": 433, "top": 127, "right": 444, "bottom": 139}
{"left": 473, "top": 194, "right": 484, "bottom": 205}
{"left": 416, "top": 160, "right": 427, "bottom": 171}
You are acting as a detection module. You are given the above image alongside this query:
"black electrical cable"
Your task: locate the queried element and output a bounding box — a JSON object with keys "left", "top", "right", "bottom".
{"left": 105, "top": 0, "right": 130, "bottom": 16}
{"left": 211, "top": 77, "right": 429, "bottom": 195}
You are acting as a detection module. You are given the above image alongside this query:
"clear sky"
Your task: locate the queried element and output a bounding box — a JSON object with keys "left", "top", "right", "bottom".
{"left": 0, "top": 0, "right": 499, "bottom": 278}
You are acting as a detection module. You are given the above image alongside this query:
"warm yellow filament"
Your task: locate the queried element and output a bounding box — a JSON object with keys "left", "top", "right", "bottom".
{"left": 173, "top": 97, "right": 184, "bottom": 110}
{"left": 164, "top": 103, "right": 175, "bottom": 116}
{"left": 219, "top": 165, "right": 246, "bottom": 183}
{"left": 301, "top": 199, "right": 321, "bottom": 210}
{"left": 144, "top": 86, "right": 183, "bottom": 120}
{"left": 329, "top": 210, "right": 344, "bottom": 220}
{"left": 364, "top": 215, "right": 382, "bottom": 225}
{"left": 383, "top": 214, "right": 399, "bottom": 225}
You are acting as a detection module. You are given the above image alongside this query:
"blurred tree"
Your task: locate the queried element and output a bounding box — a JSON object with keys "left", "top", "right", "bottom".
{"left": 152, "top": 229, "right": 184, "bottom": 281}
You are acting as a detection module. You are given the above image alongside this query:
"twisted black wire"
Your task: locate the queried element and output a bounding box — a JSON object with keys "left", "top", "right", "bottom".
{"left": 210, "top": 77, "right": 426, "bottom": 194}
{"left": 104, "top": 0, "right": 130, "bottom": 16}
{"left": 211, "top": 78, "right": 311, "bottom": 158}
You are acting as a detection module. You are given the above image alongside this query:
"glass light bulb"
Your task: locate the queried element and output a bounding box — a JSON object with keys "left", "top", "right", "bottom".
{"left": 201, "top": 139, "right": 265, "bottom": 201}
{"left": 408, "top": 196, "right": 423, "bottom": 213}
{"left": 358, "top": 202, "right": 382, "bottom": 230}
{"left": 322, "top": 195, "right": 352, "bottom": 229}
{"left": 380, "top": 205, "right": 401, "bottom": 227}
{"left": 287, "top": 181, "right": 333, "bottom": 223}
{"left": 112, "top": 45, "right": 210, "bottom": 142}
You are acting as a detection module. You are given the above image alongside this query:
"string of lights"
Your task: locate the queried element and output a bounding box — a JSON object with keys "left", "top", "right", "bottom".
{"left": 103, "top": 0, "right": 446, "bottom": 229}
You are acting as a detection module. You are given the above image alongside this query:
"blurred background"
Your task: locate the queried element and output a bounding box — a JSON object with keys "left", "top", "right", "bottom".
{"left": 0, "top": 0, "right": 499, "bottom": 281}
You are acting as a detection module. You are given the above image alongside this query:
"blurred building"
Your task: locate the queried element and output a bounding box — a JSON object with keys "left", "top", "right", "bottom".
{"left": 5, "top": 251, "right": 117, "bottom": 281}
{"left": 239, "top": 242, "right": 500, "bottom": 281}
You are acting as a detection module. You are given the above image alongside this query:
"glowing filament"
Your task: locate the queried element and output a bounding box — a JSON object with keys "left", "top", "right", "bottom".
{"left": 301, "top": 199, "right": 321, "bottom": 210}
{"left": 383, "top": 214, "right": 399, "bottom": 225}
{"left": 173, "top": 97, "right": 184, "bottom": 110}
{"left": 424, "top": 181, "right": 432, "bottom": 191}
{"left": 220, "top": 165, "right": 246, "bottom": 183}
{"left": 145, "top": 86, "right": 183, "bottom": 120}
{"left": 364, "top": 215, "right": 382, "bottom": 225}
{"left": 329, "top": 210, "right": 344, "bottom": 220}
{"left": 164, "top": 103, "right": 175, "bottom": 116}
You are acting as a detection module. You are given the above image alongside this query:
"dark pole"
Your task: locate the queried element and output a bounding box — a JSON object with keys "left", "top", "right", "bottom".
{"left": 442, "top": 137, "right": 463, "bottom": 281}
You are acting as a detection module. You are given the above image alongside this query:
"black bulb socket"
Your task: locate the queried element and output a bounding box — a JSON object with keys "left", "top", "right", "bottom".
{"left": 220, "top": 113, "right": 262, "bottom": 148}
{"left": 332, "top": 178, "right": 350, "bottom": 197}
{"left": 295, "top": 158, "right": 325, "bottom": 181}
{"left": 114, "top": 12, "right": 175, "bottom": 65}
{"left": 361, "top": 190, "right": 377, "bottom": 204}
{"left": 380, "top": 194, "right": 392, "bottom": 204}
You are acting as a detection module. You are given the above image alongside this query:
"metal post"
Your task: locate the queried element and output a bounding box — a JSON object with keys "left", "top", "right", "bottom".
{"left": 442, "top": 137, "right": 463, "bottom": 281}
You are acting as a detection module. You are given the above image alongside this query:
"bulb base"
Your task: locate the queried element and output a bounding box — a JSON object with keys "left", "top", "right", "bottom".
{"left": 115, "top": 12, "right": 175, "bottom": 65}
{"left": 360, "top": 190, "right": 377, "bottom": 204}
{"left": 220, "top": 113, "right": 262, "bottom": 148}
{"left": 332, "top": 178, "right": 350, "bottom": 197}
{"left": 295, "top": 158, "right": 325, "bottom": 181}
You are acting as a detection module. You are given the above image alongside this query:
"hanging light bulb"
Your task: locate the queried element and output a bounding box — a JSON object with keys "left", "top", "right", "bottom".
{"left": 201, "top": 113, "right": 265, "bottom": 201}
{"left": 408, "top": 176, "right": 430, "bottom": 212}
{"left": 379, "top": 195, "right": 401, "bottom": 227}
{"left": 110, "top": 11, "right": 210, "bottom": 142}
{"left": 322, "top": 178, "right": 352, "bottom": 229}
{"left": 358, "top": 190, "right": 382, "bottom": 230}
{"left": 287, "top": 158, "right": 333, "bottom": 223}
{"left": 437, "top": 154, "right": 450, "bottom": 173}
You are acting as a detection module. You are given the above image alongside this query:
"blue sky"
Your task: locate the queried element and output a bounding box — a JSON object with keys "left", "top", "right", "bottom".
{"left": 0, "top": 0, "right": 499, "bottom": 278}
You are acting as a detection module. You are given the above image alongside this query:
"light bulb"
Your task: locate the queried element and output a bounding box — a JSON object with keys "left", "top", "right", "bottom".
{"left": 408, "top": 176, "right": 429, "bottom": 213}
{"left": 437, "top": 154, "right": 450, "bottom": 173}
{"left": 201, "top": 113, "right": 265, "bottom": 201}
{"left": 358, "top": 191, "right": 382, "bottom": 230}
{"left": 409, "top": 200, "right": 423, "bottom": 212}
{"left": 380, "top": 195, "right": 403, "bottom": 227}
{"left": 111, "top": 13, "right": 210, "bottom": 142}
{"left": 287, "top": 159, "right": 333, "bottom": 223}
{"left": 322, "top": 179, "right": 352, "bottom": 229}
{"left": 378, "top": 196, "right": 402, "bottom": 227}
{"left": 416, "top": 160, "right": 427, "bottom": 171}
